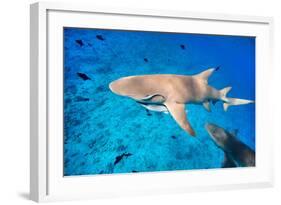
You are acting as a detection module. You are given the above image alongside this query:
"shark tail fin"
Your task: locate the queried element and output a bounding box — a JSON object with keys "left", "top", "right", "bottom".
{"left": 223, "top": 98, "right": 254, "bottom": 112}
{"left": 220, "top": 86, "right": 232, "bottom": 102}
{"left": 195, "top": 68, "right": 216, "bottom": 84}
{"left": 220, "top": 87, "right": 254, "bottom": 111}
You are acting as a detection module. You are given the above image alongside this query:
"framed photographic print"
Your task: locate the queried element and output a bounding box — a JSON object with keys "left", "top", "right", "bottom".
{"left": 30, "top": 2, "right": 274, "bottom": 202}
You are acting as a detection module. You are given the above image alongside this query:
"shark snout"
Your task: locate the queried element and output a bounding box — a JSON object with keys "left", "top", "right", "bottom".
{"left": 109, "top": 80, "right": 122, "bottom": 95}
{"left": 205, "top": 123, "right": 222, "bottom": 142}
{"left": 109, "top": 81, "right": 116, "bottom": 93}
{"left": 109, "top": 76, "right": 137, "bottom": 96}
{"left": 205, "top": 122, "right": 229, "bottom": 149}
{"left": 205, "top": 123, "right": 217, "bottom": 134}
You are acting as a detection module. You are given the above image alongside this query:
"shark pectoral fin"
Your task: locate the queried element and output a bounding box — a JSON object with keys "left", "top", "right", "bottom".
{"left": 203, "top": 101, "right": 211, "bottom": 112}
{"left": 165, "top": 102, "right": 196, "bottom": 136}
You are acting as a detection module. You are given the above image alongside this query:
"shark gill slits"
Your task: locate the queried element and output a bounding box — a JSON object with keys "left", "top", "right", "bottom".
{"left": 75, "top": 39, "right": 84, "bottom": 47}
{"left": 96, "top": 34, "right": 105, "bottom": 41}
{"left": 77, "top": 72, "right": 91, "bottom": 80}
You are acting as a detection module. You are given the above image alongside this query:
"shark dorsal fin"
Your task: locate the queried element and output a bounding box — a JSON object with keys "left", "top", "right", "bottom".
{"left": 195, "top": 68, "right": 216, "bottom": 83}
{"left": 230, "top": 129, "right": 238, "bottom": 136}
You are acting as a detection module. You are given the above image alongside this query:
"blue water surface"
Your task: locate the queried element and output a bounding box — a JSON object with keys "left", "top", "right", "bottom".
{"left": 63, "top": 28, "right": 255, "bottom": 176}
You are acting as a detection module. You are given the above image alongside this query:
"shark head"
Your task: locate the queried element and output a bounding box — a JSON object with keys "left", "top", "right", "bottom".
{"left": 109, "top": 76, "right": 138, "bottom": 97}
{"left": 205, "top": 123, "right": 233, "bottom": 150}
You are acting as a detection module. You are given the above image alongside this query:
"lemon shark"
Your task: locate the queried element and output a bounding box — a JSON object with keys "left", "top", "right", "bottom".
{"left": 205, "top": 123, "right": 255, "bottom": 167}
{"left": 109, "top": 68, "right": 254, "bottom": 136}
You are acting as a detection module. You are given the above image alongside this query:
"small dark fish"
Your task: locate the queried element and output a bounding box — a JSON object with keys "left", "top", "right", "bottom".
{"left": 75, "top": 39, "right": 84, "bottom": 46}
{"left": 96, "top": 35, "right": 105, "bottom": 41}
{"left": 215, "top": 66, "right": 220, "bottom": 71}
{"left": 132, "top": 170, "right": 138, "bottom": 173}
{"left": 65, "top": 98, "right": 72, "bottom": 104}
{"left": 76, "top": 96, "right": 90, "bottom": 102}
{"left": 114, "top": 155, "right": 123, "bottom": 166}
{"left": 77, "top": 72, "right": 91, "bottom": 80}
{"left": 96, "top": 85, "right": 107, "bottom": 92}
{"left": 171, "top": 135, "right": 177, "bottom": 139}
{"left": 124, "top": 153, "right": 132, "bottom": 157}
{"left": 180, "top": 44, "right": 186, "bottom": 49}
{"left": 146, "top": 109, "right": 152, "bottom": 116}
{"left": 71, "top": 152, "right": 78, "bottom": 157}
{"left": 144, "top": 58, "right": 148, "bottom": 62}
{"left": 114, "top": 153, "right": 133, "bottom": 166}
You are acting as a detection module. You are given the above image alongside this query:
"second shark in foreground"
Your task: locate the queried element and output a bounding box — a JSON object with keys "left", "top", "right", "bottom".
{"left": 109, "top": 68, "right": 254, "bottom": 136}
{"left": 205, "top": 123, "right": 255, "bottom": 167}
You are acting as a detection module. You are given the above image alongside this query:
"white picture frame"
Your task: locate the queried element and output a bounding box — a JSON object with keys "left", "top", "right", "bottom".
{"left": 30, "top": 2, "right": 274, "bottom": 202}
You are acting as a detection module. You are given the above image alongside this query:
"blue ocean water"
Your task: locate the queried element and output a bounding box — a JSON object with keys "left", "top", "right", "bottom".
{"left": 63, "top": 27, "right": 255, "bottom": 176}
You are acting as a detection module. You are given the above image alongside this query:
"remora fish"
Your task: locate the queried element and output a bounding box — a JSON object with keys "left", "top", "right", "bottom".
{"left": 109, "top": 68, "right": 254, "bottom": 136}
{"left": 205, "top": 123, "right": 255, "bottom": 167}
